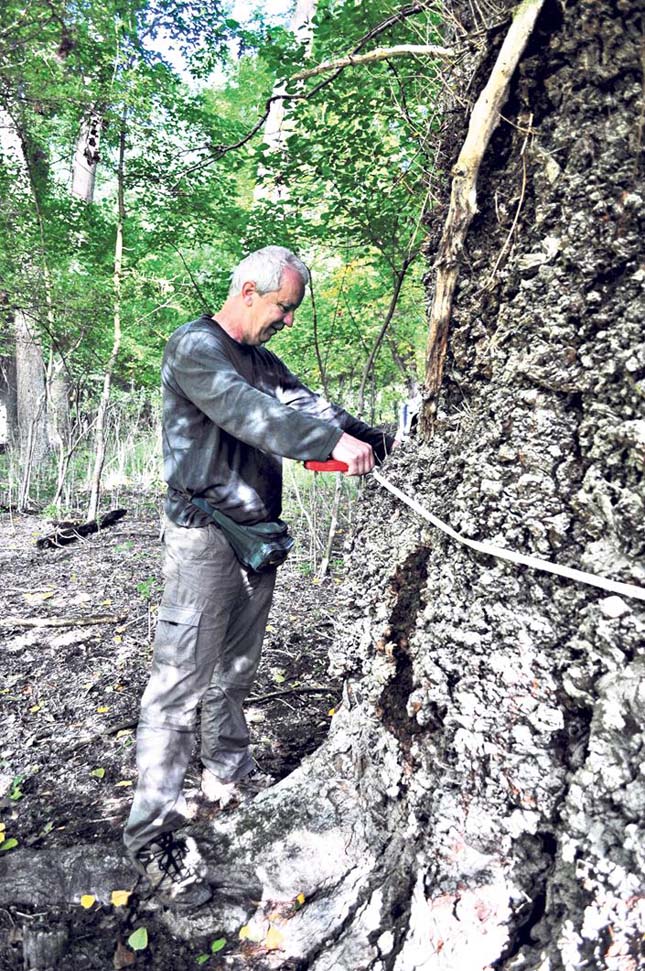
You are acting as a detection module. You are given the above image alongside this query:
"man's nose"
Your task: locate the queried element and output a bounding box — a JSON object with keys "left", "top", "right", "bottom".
{"left": 284, "top": 311, "right": 295, "bottom": 326}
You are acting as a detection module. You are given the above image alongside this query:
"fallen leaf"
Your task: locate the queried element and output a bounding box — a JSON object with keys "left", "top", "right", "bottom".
{"left": 111, "top": 890, "right": 131, "bottom": 907}
{"left": 127, "top": 927, "right": 148, "bottom": 951}
{"left": 210, "top": 938, "right": 226, "bottom": 953}
{"left": 0, "top": 838, "right": 18, "bottom": 852}
{"left": 265, "top": 625, "right": 274, "bottom": 632}
{"left": 195, "top": 955, "right": 209, "bottom": 966}
{"left": 90, "top": 767, "right": 106, "bottom": 779}
{"left": 101, "top": 599, "right": 113, "bottom": 606}
{"left": 273, "top": 672, "right": 286, "bottom": 684}
{"left": 80, "top": 894, "right": 96, "bottom": 909}
{"left": 328, "top": 708, "right": 336, "bottom": 717}
{"left": 96, "top": 706, "right": 110, "bottom": 713}
{"left": 239, "top": 923, "right": 263, "bottom": 943}
{"left": 115, "top": 780, "right": 132, "bottom": 787}
{"left": 296, "top": 892, "right": 305, "bottom": 906}
{"left": 29, "top": 704, "right": 42, "bottom": 713}
{"left": 115, "top": 729, "right": 132, "bottom": 739}
{"left": 113, "top": 635, "right": 123, "bottom": 644}
{"left": 113, "top": 939, "right": 136, "bottom": 968}
{"left": 264, "top": 925, "right": 284, "bottom": 951}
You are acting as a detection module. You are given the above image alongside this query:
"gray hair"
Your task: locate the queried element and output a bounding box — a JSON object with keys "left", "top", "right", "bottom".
{"left": 229, "top": 245, "right": 310, "bottom": 296}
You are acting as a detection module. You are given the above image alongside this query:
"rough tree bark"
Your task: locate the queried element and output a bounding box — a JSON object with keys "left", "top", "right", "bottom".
{"left": 0, "top": 3, "right": 642, "bottom": 969}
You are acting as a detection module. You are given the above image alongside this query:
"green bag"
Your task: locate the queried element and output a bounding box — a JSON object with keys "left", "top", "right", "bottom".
{"left": 190, "top": 497, "right": 294, "bottom": 572}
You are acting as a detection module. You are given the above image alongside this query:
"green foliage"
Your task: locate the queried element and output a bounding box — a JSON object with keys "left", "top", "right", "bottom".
{"left": 1, "top": 0, "right": 444, "bottom": 503}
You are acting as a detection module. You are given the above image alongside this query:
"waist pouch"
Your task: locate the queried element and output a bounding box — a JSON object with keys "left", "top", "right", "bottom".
{"left": 190, "top": 497, "right": 294, "bottom": 572}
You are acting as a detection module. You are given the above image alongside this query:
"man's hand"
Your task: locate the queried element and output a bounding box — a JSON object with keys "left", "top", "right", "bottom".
{"left": 331, "top": 433, "right": 375, "bottom": 476}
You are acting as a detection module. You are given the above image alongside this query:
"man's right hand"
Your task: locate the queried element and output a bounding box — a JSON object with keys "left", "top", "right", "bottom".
{"left": 331, "top": 433, "right": 375, "bottom": 476}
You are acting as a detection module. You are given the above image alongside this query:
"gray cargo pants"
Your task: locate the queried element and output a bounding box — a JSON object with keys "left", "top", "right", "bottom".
{"left": 123, "top": 516, "right": 276, "bottom": 854}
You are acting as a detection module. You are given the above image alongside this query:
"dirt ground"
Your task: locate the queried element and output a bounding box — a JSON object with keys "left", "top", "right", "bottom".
{"left": 0, "top": 496, "right": 344, "bottom": 969}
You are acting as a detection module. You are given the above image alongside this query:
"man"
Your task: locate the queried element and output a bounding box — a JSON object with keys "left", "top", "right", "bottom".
{"left": 124, "top": 246, "right": 393, "bottom": 907}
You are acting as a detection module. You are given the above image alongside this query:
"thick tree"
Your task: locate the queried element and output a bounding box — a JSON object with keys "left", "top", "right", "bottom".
{"left": 0, "top": 3, "right": 642, "bottom": 970}
{"left": 173, "top": 2, "right": 641, "bottom": 967}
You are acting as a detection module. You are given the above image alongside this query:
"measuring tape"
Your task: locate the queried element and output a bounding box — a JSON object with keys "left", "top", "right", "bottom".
{"left": 304, "top": 461, "right": 645, "bottom": 603}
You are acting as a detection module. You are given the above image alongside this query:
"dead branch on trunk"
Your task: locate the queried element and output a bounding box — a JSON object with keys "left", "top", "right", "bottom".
{"left": 290, "top": 44, "right": 455, "bottom": 82}
{"left": 36, "top": 508, "right": 127, "bottom": 549}
{"left": 420, "top": 0, "right": 545, "bottom": 439}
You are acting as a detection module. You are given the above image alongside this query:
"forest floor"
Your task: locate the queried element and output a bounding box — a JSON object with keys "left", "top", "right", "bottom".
{"left": 0, "top": 494, "right": 345, "bottom": 970}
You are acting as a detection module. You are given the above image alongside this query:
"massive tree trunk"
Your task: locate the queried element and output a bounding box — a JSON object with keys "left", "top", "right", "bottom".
{"left": 0, "top": 3, "right": 642, "bottom": 968}
{"left": 180, "top": 3, "right": 642, "bottom": 967}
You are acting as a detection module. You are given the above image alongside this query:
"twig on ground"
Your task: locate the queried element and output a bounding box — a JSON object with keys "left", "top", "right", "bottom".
{"left": 248, "top": 685, "right": 338, "bottom": 703}
{"left": 0, "top": 614, "right": 127, "bottom": 629}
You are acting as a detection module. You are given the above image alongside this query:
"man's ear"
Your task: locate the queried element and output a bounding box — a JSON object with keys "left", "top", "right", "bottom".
{"left": 241, "top": 280, "right": 257, "bottom": 305}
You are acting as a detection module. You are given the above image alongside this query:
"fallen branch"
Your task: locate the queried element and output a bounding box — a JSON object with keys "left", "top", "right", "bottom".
{"left": 291, "top": 44, "right": 455, "bottom": 82}
{"left": 36, "top": 508, "right": 127, "bottom": 549}
{"left": 0, "top": 613, "right": 127, "bottom": 629}
{"left": 420, "top": 0, "right": 546, "bottom": 438}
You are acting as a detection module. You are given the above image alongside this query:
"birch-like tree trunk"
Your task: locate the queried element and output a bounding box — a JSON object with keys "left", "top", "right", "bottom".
{"left": 70, "top": 109, "right": 102, "bottom": 202}
{"left": 253, "top": 0, "right": 317, "bottom": 203}
{"left": 86, "top": 115, "right": 126, "bottom": 522}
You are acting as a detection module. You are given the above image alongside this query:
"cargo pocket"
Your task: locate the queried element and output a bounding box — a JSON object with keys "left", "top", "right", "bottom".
{"left": 153, "top": 603, "right": 201, "bottom": 668}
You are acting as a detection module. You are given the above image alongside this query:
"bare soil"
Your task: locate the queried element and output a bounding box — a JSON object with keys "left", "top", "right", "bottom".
{"left": 0, "top": 496, "right": 344, "bottom": 969}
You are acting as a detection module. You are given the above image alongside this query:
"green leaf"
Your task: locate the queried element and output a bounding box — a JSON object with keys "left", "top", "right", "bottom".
{"left": 128, "top": 927, "right": 148, "bottom": 951}
{"left": 210, "top": 938, "right": 227, "bottom": 953}
{"left": 196, "top": 955, "right": 209, "bottom": 965}
{"left": 0, "top": 838, "right": 18, "bottom": 852}
{"left": 90, "top": 767, "right": 105, "bottom": 779}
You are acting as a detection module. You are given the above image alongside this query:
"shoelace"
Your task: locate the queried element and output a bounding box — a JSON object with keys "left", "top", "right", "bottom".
{"left": 147, "top": 832, "right": 188, "bottom": 882}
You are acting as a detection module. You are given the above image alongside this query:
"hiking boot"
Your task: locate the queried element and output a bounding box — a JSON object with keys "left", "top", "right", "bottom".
{"left": 131, "top": 832, "right": 212, "bottom": 908}
{"left": 201, "top": 767, "right": 273, "bottom": 808}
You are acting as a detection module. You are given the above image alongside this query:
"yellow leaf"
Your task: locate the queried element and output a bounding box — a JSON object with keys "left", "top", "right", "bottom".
{"left": 96, "top": 706, "right": 110, "bottom": 713}
{"left": 23, "top": 591, "right": 54, "bottom": 603}
{"left": 111, "top": 890, "right": 131, "bottom": 907}
{"left": 115, "top": 780, "right": 132, "bottom": 787}
{"left": 296, "top": 893, "right": 305, "bottom": 906}
{"left": 101, "top": 599, "right": 112, "bottom": 606}
{"left": 115, "top": 729, "right": 132, "bottom": 739}
{"left": 328, "top": 708, "right": 336, "bottom": 717}
{"left": 239, "top": 923, "right": 263, "bottom": 943}
{"left": 80, "top": 895, "right": 96, "bottom": 909}
{"left": 264, "top": 925, "right": 284, "bottom": 951}
{"left": 30, "top": 704, "right": 42, "bottom": 713}
{"left": 265, "top": 625, "right": 274, "bottom": 632}
{"left": 0, "top": 822, "right": 5, "bottom": 833}
{"left": 113, "top": 635, "right": 123, "bottom": 644}
{"left": 0, "top": 832, "right": 5, "bottom": 844}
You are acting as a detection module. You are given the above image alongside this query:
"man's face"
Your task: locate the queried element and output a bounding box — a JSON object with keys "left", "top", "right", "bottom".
{"left": 241, "top": 266, "right": 305, "bottom": 345}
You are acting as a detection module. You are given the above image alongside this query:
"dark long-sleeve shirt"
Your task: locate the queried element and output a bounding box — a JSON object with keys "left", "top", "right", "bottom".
{"left": 162, "top": 315, "right": 394, "bottom": 526}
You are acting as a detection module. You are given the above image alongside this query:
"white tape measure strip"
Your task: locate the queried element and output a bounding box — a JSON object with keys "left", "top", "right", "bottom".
{"left": 372, "top": 469, "right": 645, "bottom": 603}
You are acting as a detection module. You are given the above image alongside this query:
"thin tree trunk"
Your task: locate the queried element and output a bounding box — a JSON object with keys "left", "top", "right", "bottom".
{"left": 253, "top": 0, "right": 317, "bottom": 202}
{"left": 317, "top": 471, "right": 342, "bottom": 580}
{"left": 356, "top": 257, "right": 413, "bottom": 416}
{"left": 87, "top": 115, "right": 126, "bottom": 522}
{"left": 71, "top": 109, "right": 102, "bottom": 202}
{"left": 14, "top": 310, "right": 48, "bottom": 474}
